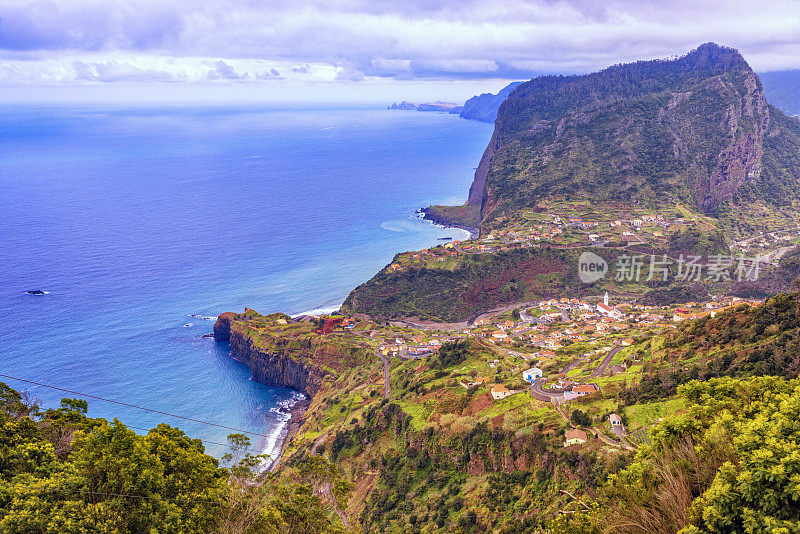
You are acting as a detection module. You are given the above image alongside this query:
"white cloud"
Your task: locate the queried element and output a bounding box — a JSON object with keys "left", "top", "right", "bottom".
{"left": 206, "top": 59, "right": 247, "bottom": 80}
{"left": 72, "top": 60, "right": 179, "bottom": 82}
{"left": 1, "top": 0, "right": 799, "bottom": 87}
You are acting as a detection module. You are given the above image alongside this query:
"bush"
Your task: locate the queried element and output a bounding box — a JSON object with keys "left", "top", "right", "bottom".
{"left": 570, "top": 409, "right": 592, "bottom": 427}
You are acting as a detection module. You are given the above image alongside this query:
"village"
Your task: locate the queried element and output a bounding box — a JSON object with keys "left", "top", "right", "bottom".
{"left": 303, "top": 290, "right": 761, "bottom": 449}
{"left": 391, "top": 200, "right": 800, "bottom": 274}
{"left": 391, "top": 201, "right": 709, "bottom": 272}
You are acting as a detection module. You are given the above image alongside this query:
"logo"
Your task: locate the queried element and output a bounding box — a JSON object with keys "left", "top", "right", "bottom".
{"left": 578, "top": 252, "right": 608, "bottom": 283}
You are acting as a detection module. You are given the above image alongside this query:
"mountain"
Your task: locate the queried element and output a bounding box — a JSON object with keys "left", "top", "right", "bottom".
{"left": 457, "top": 71, "right": 800, "bottom": 128}
{"left": 760, "top": 70, "right": 800, "bottom": 116}
{"left": 466, "top": 43, "right": 800, "bottom": 230}
{"left": 458, "top": 81, "right": 523, "bottom": 122}
{"left": 345, "top": 43, "right": 800, "bottom": 322}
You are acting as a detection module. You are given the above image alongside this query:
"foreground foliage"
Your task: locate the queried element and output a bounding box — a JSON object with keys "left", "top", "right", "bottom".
{"left": 0, "top": 384, "right": 344, "bottom": 533}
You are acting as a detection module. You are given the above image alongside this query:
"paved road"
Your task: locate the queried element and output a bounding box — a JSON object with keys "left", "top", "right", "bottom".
{"left": 764, "top": 245, "right": 795, "bottom": 263}
{"left": 530, "top": 379, "right": 563, "bottom": 403}
{"left": 562, "top": 354, "right": 587, "bottom": 374}
{"left": 588, "top": 345, "right": 622, "bottom": 379}
{"left": 733, "top": 225, "right": 800, "bottom": 247}
{"left": 379, "top": 353, "right": 390, "bottom": 399}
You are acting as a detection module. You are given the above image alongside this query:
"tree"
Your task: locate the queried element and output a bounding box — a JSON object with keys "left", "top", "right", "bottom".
{"left": 570, "top": 409, "right": 592, "bottom": 427}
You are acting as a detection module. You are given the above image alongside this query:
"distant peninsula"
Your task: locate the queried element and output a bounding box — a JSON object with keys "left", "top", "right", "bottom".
{"left": 387, "top": 100, "right": 463, "bottom": 113}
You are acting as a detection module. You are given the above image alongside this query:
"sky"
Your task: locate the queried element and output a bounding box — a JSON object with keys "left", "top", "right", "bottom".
{"left": 1, "top": 0, "right": 800, "bottom": 103}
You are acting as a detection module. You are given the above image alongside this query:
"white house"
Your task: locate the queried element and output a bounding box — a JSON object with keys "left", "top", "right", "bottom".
{"left": 563, "top": 383, "right": 599, "bottom": 401}
{"left": 523, "top": 367, "right": 543, "bottom": 382}
{"left": 491, "top": 384, "right": 513, "bottom": 400}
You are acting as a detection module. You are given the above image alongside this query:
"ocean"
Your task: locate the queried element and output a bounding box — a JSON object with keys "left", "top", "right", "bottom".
{"left": 0, "top": 104, "right": 492, "bottom": 459}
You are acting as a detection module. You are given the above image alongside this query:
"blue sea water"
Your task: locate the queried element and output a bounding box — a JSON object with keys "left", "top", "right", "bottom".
{"left": 0, "top": 105, "right": 492, "bottom": 459}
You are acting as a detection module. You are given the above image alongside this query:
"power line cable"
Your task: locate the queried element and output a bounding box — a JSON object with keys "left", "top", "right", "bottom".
{"left": 124, "top": 425, "right": 259, "bottom": 453}
{"left": 0, "top": 373, "right": 292, "bottom": 442}
{"left": 9, "top": 485, "right": 223, "bottom": 506}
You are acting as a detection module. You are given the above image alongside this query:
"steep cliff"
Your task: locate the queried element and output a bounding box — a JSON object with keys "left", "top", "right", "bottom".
{"left": 467, "top": 43, "right": 800, "bottom": 226}
{"left": 214, "top": 311, "right": 372, "bottom": 396}
{"left": 228, "top": 331, "right": 328, "bottom": 396}
{"left": 459, "top": 81, "right": 523, "bottom": 123}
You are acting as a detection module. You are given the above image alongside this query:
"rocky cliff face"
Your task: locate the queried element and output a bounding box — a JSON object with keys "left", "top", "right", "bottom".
{"left": 228, "top": 330, "right": 329, "bottom": 396}
{"left": 459, "top": 81, "right": 523, "bottom": 123}
{"left": 214, "top": 314, "right": 330, "bottom": 396}
{"left": 213, "top": 312, "right": 236, "bottom": 342}
{"left": 467, "top": 127, "right": 501, "bottom": 209}
{"left": 465, "top": 43, "right": 799, "bottom": 225}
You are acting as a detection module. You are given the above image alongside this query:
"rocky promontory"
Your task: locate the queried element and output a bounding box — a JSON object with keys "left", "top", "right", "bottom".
{"left": 214, "top": 310, "right": 373, "bottom": 397}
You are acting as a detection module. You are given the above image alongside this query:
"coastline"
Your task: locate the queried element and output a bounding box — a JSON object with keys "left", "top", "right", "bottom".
{"left": 223, "top": 343, "right": 313, "bottom": 471}
{"left": 266, "top": 393, "right": 312, "bottom": 472}
{"left": 225, "top": 207, "right": 476, "bottom": 470}
{"left": 418, "top": 206, "right": 478, "bottom": 239}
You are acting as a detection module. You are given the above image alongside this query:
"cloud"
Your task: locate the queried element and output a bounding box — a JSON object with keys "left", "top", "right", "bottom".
{"left": 72, "top": 60, "right": 179, "bottom": 82}
{"left": 206, "top": 59, "right": 247, "bottom": 80}
{"left": 335, "top": 63, "right": 365, "bottom": 81}
{"left": 0, "top": 0, "right": 184, "bottom": 51}
{"left": 256, "top": 68, "right": 283, "bottom": 80}
{"left": 2, "top": 0, "right": 800, "bottom": 86}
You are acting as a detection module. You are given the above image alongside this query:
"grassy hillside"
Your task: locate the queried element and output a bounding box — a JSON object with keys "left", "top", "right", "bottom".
{"left": 476, "top": 43, "right": 800, "bottom": 226}
{"left": 281, "top": 293, "right": 800, "bottom": 532}
{"left": 10, "top": 294, "right": 800, "bottom": 532}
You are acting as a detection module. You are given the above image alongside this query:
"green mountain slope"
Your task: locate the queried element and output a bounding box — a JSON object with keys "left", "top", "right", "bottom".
{"left": 350, "top": 44, "right": 800, "bottom": 322}
{"left": 468, "top": 43, "right": 800, "bottom": 229}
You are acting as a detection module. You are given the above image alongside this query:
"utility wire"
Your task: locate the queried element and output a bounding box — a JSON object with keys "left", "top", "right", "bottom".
{"left": 125, "top": 425, "right": 259, "bottom": 453}
{"left": 0, "top": 373, "right": 294, "bottom": 443}
{"left": 9, "top": 485, "right": 223, "bottom": 506}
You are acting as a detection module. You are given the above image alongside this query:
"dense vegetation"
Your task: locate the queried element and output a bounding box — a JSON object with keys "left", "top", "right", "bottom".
{"left": 0, "top": 383, "right": 344, "bottom": 533}
{"left": 638, "top": 283, "right": 711, "bottom": 306}
{"left": 667, "top": 292, "right": 800, "bottom": 377}
{"left": 667, "top": 227, "right": 728, "bottom": 257}
{"left": 342, "top": 247, "right": 636, "bottom": 322}
{"left": 343, "top": 247, "right": 572, "bottom": 321}
{"left": 478, "top": 43, "right": 800, "bottom": 224}
{"left": 556, "top": 375, "right": 800, "bottom": 533}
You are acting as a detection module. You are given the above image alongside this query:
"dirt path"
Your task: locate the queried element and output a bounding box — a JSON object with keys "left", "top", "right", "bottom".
{"left": 591, "top": 426, "right": 635, "bottom": 451}
{"left": 551, "top": 398, "right": 569, "bottom": 421}
{"left": 310, "top": 433, "right": 327, "bottom": 455}
{"left": 308, "top": 433, "right": 350, "bottom": 529}
{"left": 322, "top": 482, "right": 350, "bottom": 529}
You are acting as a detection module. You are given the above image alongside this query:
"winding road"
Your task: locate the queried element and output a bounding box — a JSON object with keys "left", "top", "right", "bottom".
{"left": 588, "top": 345, "right": 622, "bottom": 379}
{"left": 379, "top": 353, "right": 391, "bottom": 399}
{"left": 309, "top": 433, "right": 350, "bottom": 529}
